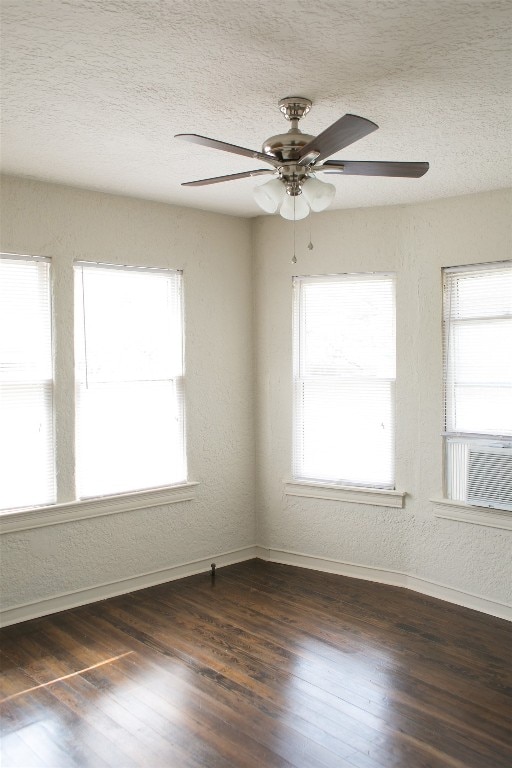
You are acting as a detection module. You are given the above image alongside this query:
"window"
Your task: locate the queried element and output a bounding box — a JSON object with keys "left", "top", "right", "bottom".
{"left": 74, "top": 263, "right": 186, "bottom": 498}
{"left": 1, "top": 255, "right": 188, "bottom": 515}
{"left": 0, "top": 255, "right": 55, "bottom": 509}
{"left": 443, "top": 261, "right": 512, "bottom": 510}
{"left": 293, "top": 273, "right": 396, "bottom": 489}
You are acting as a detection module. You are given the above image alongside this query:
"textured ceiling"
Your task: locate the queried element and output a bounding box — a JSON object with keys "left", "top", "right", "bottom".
{"left": 1, "top": 0, "right": 511, "bottom": 217}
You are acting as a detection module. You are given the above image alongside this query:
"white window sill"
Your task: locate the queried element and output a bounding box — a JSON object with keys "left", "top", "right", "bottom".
{"left": 285, "top": 480, "right": 405, "bottom": 508}
{"left": 0, "top": 482, "right": 199, "bottom": 534}
{"left": 431, "top": 498, "right": 512, "bottom": 530}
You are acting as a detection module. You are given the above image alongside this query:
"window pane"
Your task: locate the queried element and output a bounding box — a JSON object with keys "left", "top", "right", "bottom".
{"left": 449, "top": 267, "right": 512, "bottom": 319}
{"left": 76, "top": 267, "right": 182, "bottom": 382}
{"left": 0, "top": 257, "right": 55, "bottom": 510}
{"left": 301, "top": 276, "right": 395, "bottom": 378}
{"left": 449, "top": 319, "right": 512, "bottom": 385}
{"left": 76, "top": 380, "right": 185, "bottom": 497}
{"left": 450, "top": 385, "right": 512, "bottom": 434}
{"left": 296, "top": 380, "right": 395, "bottom": 487}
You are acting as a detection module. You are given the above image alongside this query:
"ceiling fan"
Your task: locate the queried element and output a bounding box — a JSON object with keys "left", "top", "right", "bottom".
{"left": 176, "top": 97, "right": 429, "bottom": 220}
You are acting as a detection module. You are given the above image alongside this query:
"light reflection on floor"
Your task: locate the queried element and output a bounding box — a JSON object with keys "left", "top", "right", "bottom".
{"left": 0, "top": 651, "right": 134, "bottom": 703}
{"left": 278, "top": 633, "right": 399, "bottom": 759}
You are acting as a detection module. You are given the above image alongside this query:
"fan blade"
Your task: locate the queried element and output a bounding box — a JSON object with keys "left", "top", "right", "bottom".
{"left": 182, "top": 169, "right": 274, "bottom": 187}
{"left": 175, "top": 134, "right": 279, "bottom": 166}
{"left": 318, "top": 160, "right": 429, "bottom": 177}
{"left": 298, "top": 114, "right": 378, "bottom": 163}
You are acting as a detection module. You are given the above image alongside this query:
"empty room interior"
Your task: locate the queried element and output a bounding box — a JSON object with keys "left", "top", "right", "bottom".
{"left": 1, "top": 1, "right": 511, "bottom": 767}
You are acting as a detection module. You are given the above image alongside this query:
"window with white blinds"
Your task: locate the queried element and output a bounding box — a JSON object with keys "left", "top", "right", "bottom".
{"left": 0, "top": 255, "right": 56, "bottom": 509}
{"left": 293, "top": 273, "right": 396, "bottom": 489}
{"left": 443, "top": 261, "right": 512, "bottom": 508}
{"left": 74, "top": 263, "right": 186, "bottom": 498}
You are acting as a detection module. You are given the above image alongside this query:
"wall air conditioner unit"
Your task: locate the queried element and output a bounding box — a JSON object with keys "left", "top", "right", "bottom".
{"left": 466, "top": 444, "right": 512, "bottom": 511}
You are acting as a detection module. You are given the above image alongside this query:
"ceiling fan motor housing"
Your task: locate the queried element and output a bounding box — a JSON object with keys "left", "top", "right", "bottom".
{"left": 262, "top": 130, "right": 316, "bottom": 162}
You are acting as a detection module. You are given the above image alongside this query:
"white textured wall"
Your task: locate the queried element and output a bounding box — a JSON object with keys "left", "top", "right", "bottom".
{"left": 0, "top": 175, "right": 256, "bottom": 610}
{"left": 1, "top": 177, "right": 511, "bottom": 619}
{"left": 254, "top": 189, "right": 512, "bottom": 606}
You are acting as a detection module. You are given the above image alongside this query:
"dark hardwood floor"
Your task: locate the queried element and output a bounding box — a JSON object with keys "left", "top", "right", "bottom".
{"left": 1, "top": 559, "right": 511, "bottom": 768}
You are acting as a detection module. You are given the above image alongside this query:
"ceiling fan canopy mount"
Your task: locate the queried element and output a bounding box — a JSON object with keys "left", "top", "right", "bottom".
{"left": 278, "top": 96, "right": 312, "bottom": 121}
{"left": 175, "top": 97, "right": 429, "bottom": 219}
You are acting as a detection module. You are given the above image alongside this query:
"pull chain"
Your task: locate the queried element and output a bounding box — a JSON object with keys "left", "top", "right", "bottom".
{"left": 292, "top": 196, "right": 297, "bottom": 263}
{"left": 308, "top": 212, "right": 314, "bottom": 251}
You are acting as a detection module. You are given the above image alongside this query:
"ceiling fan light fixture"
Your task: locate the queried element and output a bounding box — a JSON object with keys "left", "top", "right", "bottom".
{"left": 279, "top": 191, "right": 310, "bottom": 221}
{"left": 253, "top": 178, "right": 285, "bottom": 213}
{"left": 302, "top": 176, "right": 336, "bottom": 212}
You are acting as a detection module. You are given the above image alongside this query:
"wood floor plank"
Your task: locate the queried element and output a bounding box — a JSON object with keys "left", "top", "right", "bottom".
{"left": 91, "top": 599, "right": 368, "bottom": 762}
{"left": 126, "top": 590, "right": 509, "bottom": 768}
{"left": 219, "top": 565, "right": 510, "bottom": 682}
{"left": 49, "top": 614, "right": 355, "bottom": 768}
{"left": 1, "top": 559, "right": 511, "bottom": 768}
{"left": 34, "top": 624, "right": 301, "bottom": 768}
{"left": 0, "top": 660, "right": 122, "bottom": 767}
{"left": 197, "top": 568, "right": 512, "bottom": 717}
{"left": 1, "top": 730, "right": 49, "bottom": 768}
{"left": 174, "top": 587, "right": 510, "bottom": 747}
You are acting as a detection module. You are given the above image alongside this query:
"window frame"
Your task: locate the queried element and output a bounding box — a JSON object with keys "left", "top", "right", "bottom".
{"left": 291, "top": 271, "right": 398, "bottom": 495}
{"left": 0, "top": 256, "right": 195, "bottom": 523}
{"left": 74, "top": 261, "right": 188, "bottom": 499}
{"left": 441, "top": 260, "right": 512, "bottom": 510}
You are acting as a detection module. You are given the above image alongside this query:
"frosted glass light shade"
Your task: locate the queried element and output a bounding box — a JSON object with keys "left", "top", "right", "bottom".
{"left": 302, "top": 177, "right": 336, "bottom": 212}
{"left": 280, "top": 193, "right": 310, "bottom": 220}
{"left": 253, "top": 178, "right": 285, "bottom": 213}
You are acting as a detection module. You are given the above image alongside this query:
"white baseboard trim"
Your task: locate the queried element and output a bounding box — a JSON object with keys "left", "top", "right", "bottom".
{"left": 3, "top": 544, "right": 510, "bottom": 627}
{"left": 0, "top": 545, "right": 258, "bottom": 627}
{"left": 254, "top": 546, "right": 512, "bottom": 621}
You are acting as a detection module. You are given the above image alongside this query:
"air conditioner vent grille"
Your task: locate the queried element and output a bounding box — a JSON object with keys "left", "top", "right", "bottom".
{"left": 467, "top": 447, "right": 512, "bottom": 511}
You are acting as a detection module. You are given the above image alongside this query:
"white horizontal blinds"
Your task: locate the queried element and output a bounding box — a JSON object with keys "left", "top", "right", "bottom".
{"left": 293, "top": 273, "right": 396, "bottom": 488}
{"left": 74, "top": 263, "right": 186, "bottom": 498}
{"left": 443, "top": 262, "right": 512, "bottom": 437}
{"left": 0, "top": 255, "right": 55, "bottom": 509}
